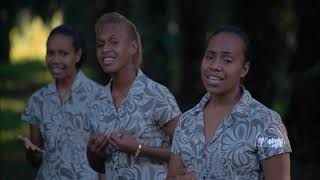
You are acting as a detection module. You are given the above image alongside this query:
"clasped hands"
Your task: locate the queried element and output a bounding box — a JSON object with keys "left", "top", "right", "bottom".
{"left": 87, "top": 129, "right": 139, "bottom": 156}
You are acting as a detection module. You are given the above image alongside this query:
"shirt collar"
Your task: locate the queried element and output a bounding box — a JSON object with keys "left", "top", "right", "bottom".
{"left": 45, "top": 70, "right": 85, "bottom": 96}
{"left": 192, "top": 86, "right": 252, "bottom": 118}
{"left": 105, "top": 68, "right": 146, "bottom": 97}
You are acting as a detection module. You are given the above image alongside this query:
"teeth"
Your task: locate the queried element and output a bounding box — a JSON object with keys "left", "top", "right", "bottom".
{"left": 103, "top": 57, "right": 115, "bottom": 65}
{"left": 208, "top": 76, "right": 221, "bottom": 80}
{"left": 51, "top": 68, "right": 63, "bottom": 74}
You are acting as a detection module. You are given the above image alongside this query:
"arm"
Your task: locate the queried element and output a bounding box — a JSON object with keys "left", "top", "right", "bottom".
{"left": 17, "top": 124, "right": 44, "bottom": 168}
{"left": 28, "top": 124, "right": 44, "bottom": 167}
{"left": 86, "top": 130, "right": 109, "bottom": 173}
{"left": 109, "top": 116, "right": 180, "bottom": 162}
{"left": 167, "top": 153, "right": 196, "bottom": 180}
{"left": 140, "top": 116, "right": 180, "bottom": 161}
{"left": 261, "top": 153, "right": 291, "bottom": 180}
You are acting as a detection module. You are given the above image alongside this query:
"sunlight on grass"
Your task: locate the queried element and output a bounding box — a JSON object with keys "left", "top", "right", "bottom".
{"left": 0, "top": 98, "right": 26, "bottom": 112}
{"left": 10, "top": 9, "right": 63, "bottom": 64}
{"left": 0, "top": 124, "right": 29, "bottom": 143}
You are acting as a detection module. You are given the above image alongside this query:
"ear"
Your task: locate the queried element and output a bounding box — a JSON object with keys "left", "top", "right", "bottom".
{"left": 75, "top": 49, "right": 82, "bottom": 63}
{"left": 129, "top": 40, "right": 138, "bottom": 56}
{"left": 240, "top": 61, "right": 250, "bottom": 78}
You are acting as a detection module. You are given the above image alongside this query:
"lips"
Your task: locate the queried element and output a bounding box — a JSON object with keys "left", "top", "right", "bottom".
{"left": 48, "top": 64, "right": 65, "bottom": 74}
{"left": 102, "top": 57, "right": 116, "bottom": 65}
{"left": 205, "top": 74, "right": 223, "bottom": 86}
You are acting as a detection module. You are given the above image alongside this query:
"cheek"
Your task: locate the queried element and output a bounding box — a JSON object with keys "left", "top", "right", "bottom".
{"left": 200, "top": 60, "right": 207, "bottom": 72}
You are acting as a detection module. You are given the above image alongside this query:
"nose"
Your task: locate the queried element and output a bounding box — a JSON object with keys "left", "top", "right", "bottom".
{"left": 47, "top": 53, "right": 59, "bottom": 63}
{"left": 208, "top": 58, "right": 223, "bottom": 71}
{"left": 101, "top": 44, "right": 111, "bottom": 54}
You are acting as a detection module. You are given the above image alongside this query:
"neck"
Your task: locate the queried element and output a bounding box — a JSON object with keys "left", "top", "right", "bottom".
{"left": 56, "top": 72, "right": 77, "bottom": 91}
{"left": 111, "top": 66, "right": 137, "bottom": 95}
{"left": 209, "top": 86, "right": 242, "bottom": 107}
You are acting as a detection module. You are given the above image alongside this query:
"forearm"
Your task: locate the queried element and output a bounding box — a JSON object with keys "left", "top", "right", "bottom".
{"left": 86, "top": 148, "right": 106, "bottom": 173}
{"left": 139, "top": 145, "right": 171, "bottom": 162}
{"left": 26, "top": 151, "right": 42, "bottom": 168}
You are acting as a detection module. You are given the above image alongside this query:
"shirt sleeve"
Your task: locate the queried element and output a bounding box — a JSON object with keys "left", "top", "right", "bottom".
{"left": 256, "top": 112, "right": 292, "bottom": 160}
{"left": 153, "top": 87, "right": 181, "bottom": 127}
{"left": 21, "top": 94, "right": 42, "bottom": 125}
{"left": 171, "top": 117, "right": 182, "bottom": 155}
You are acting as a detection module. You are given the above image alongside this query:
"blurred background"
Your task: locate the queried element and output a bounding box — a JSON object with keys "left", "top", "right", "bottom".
{"left": 0, "top": 0, "right": 319, "bottom": 179}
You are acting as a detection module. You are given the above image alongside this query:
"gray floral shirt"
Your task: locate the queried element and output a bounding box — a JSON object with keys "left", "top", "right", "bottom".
{"left": 22, "top": 71, "right": 106, "bottom": 180}
{"left": 171, "top": 88, "right": 292, "bottom": 180}
{"left": 88, "top": 69, "right": 181, "bottom": 180}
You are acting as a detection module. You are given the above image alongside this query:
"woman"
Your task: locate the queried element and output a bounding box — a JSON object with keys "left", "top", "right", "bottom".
{"left": 86, "top": 12, "right": 181, "bottom": 180}
{"left": 167, "top": 26, "right": 292, "bottom": 180}
{"left": 18, "top": 25, "right": 106, "bottom": 180}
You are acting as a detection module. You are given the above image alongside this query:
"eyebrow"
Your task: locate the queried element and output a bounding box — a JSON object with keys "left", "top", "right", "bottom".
{"left": 206, "top": 50, "right": 232, "bottom": 55}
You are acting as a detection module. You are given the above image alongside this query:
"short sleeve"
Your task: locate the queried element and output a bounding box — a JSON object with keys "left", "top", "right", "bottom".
{"left": 86, "top": 101, "right": 102, "bottom": 133}
{"left": 21, "top": 94, "right": 42, "bottom": 125}
{"left": 153, "top": 87, "right": 181, "bottom": 127}
{"left": 256, "top": 112, "right": 292, "bottom": 160}
{"left": 171, "top": 118, "right": 182, "bottom": 155}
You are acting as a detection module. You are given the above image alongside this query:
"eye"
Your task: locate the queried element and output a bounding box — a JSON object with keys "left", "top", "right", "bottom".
{"left": 223, "top": 58, "right": 233, "bottom": 63}
{"left": 110, "top": 40, "right": 119, "bottom": 45}
{"left": 46, "top": 50, "right": 54, "bottom": 57}
{"left": 59, "top": 50, "right": 68, "bottom": 57}
{"left": 96, "top": 42, "right": 104, "bottom": 48}
{"left": 205, "top": 55, "right": 214, "bottom": 61}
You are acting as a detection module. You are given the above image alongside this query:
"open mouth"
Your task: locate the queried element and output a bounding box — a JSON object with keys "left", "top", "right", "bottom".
{"left": 206, "top": 75, "right": 223, "bottom": 85}
{"left": 49, "top": 65, "right": 65, "bottom": 74}
{"left": 102, "top": 57, "right": 116, "bottom": 65}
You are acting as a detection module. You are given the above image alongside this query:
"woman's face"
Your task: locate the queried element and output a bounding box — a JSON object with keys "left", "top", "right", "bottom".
{"left": 201, "top": 32, "right": 250, "bottom": 96}
{"left": 95, "top": 22, "right": 137, "bottom": 74}
{"left": 46, "top": 34, "right": 80, "bottom": 80}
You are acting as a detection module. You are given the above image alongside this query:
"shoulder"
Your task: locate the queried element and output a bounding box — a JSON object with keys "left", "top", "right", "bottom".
{"left": 178, "top": 105, "right": 199, "bottom": 128}
{"left": 248, "top": 96, "right": 282, "bottom": 124}
{"left": 28, "top": 83, "right": 53, "bottom": 102}
{"left": 142, "top": 74, "right": 175, "bottom": 99}
{"left": 79, "top": 73, "right": 107, "bottom": 98}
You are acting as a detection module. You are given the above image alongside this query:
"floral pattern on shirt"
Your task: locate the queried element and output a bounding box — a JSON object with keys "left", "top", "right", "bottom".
{"left": 22, "top": 71, "right": 106, "bottom": 180}
{"left": 88, "top": 69, "right": 181, "bottom": 180}
{"left": 171, "top": 87, "right": 291, "bottom": 180}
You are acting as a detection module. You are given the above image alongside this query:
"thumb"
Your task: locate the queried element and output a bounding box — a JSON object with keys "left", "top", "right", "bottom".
{"left": 17, "top": 135, "right": 26, "bottom": 142}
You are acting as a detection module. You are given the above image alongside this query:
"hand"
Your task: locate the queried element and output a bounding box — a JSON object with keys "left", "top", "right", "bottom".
{"left": 87, "top": 130, "right": 109, "bottom": 158}
{"left": 17, "top": 135, "right": 44, "bottom": 153}
{"left": 173, "top": 168, "right": 197, "bottom": 180}
{"left": 109, "top": 129, "right": 139, "bottom": 154}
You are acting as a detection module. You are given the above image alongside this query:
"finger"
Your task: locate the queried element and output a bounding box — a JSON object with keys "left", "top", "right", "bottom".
{"left": 90, "top": 130, "right": 101, "bottom": 140}
{"left": 89, "top": 134, "right": 104, "bottom": 151}
{"left": 118, "top": 129, "right": 129, "bottom": 135}
{"left": 95, "top": 133, "right": 108, "bottom": 146}
{"left": 175, "top": 168, "right": 190, "bottom": 176}
{"left": 108, "top": 137, "right": 119, "bottom": 149}
{"left": 17, "top": 135, "right": 28, "bottom": 144}
{"left": 17, "top": 135, "right": 24, "bottom": 141}
{"left": 110, "top": 131, "right": 118, "bottom": 138}
{"left": 30, "top": 144, "right": 43, "bottom": 153}
{"left": 96, "top": 136, "right": 109, "bottom": 152}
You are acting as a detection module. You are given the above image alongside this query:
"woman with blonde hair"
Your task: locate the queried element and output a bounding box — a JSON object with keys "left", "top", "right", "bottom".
{"left": 87, "top": 12, "right": 181, "bottom": 180}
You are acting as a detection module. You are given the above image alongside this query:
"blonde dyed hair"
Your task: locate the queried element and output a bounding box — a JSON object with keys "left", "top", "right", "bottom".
{"left": 95, "top": 12, "right": 143, "bottom": 67}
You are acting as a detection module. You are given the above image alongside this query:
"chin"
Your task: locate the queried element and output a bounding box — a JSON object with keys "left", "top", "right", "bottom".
{"left": 101, "top": 67, "right": 118, "bottom": 74}
{"left": 205, "top": 86, "right": 225, "bottom": 96}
